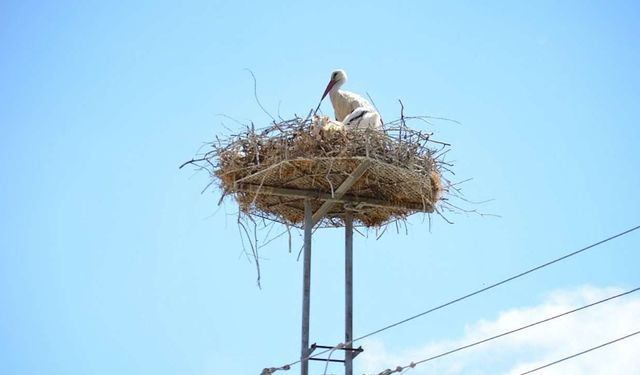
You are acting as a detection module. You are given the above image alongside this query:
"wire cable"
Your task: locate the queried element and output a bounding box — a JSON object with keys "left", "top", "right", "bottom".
{"left": 322, "top": 343, "right": 344, "bottom": 375}
{"left": 260, "top": 224, "right": 640, "bottom": 373}
{"left": 519, "top": 329, "right": 640, "bottom": 374}
{"left": 371, "top": 286, "right": 639, "bottom": 374}
{"left": 355, "top": 224, "right": 640, "bottom": 343}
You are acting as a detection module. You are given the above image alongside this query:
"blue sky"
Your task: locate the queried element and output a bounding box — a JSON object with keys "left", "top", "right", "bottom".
{"left": 1, "top": 1, "right": 639, "bottom": 374}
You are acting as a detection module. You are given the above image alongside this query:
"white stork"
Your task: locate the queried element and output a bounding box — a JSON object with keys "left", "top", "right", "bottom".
{"left": 320, "top": 69, "right": 383, "bottom": 130}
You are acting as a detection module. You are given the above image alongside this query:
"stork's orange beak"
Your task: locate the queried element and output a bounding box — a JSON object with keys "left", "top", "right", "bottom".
{"left": 320, "top": 79, "right": 336, "bottom": 100}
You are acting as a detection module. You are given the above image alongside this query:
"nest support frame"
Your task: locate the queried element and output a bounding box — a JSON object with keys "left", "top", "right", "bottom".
{"left": 229, "top": 155, "right": 438, "bottom": 228}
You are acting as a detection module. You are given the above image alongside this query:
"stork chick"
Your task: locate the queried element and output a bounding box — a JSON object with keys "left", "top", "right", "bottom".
{"left": 311, "top": 115, "right": 345, "bottom": 138}
{"left": 343, "top": 106, "right": 382, "bottom": 130}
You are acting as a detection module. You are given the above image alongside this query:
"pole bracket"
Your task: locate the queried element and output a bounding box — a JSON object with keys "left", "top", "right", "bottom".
{"left": 307, "top": 343, "right": 364, "bottom": 363}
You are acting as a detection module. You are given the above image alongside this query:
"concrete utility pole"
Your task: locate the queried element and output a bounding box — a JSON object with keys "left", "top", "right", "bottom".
{"left": 299, "top": 160, "right": 370, "bottom": 375}
{"left": 344, "top": 211, "right": 354, "bottom": 375}
{"left": 299, "top": 208, "right": 356, "bottom": 375}
{"left": 300, "top": 200, "right": 312, "bottom": 375}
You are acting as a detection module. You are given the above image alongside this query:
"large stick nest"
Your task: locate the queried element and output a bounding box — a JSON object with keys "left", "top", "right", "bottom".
{"left": 184, "top": 113, "right": 453, "bottom": 228}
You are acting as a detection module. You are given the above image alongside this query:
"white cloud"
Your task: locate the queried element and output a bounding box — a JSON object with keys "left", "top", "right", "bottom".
{"left": 359, "top": 286, "right": 640, "bottom": 375}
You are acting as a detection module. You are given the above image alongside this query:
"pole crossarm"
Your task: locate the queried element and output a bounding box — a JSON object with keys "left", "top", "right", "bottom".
{"left": 306, "top": 344, "right": 364, "bottom": 364}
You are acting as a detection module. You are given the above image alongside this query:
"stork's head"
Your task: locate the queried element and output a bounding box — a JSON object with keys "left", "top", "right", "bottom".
{"left": 321, "top": 69, "right": 348, "bottom": 100}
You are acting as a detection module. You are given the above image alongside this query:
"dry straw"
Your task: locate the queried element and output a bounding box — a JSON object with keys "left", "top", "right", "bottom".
{"left": 182, "top": 110, "right": 453, "bottom": 228}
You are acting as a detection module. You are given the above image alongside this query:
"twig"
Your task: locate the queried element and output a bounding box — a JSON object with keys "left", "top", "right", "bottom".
{"left": 244, "top": 68, "right": 276, "bottom": 122}
{"left": 179, "top": 157, "right": 209, "bottom": 169}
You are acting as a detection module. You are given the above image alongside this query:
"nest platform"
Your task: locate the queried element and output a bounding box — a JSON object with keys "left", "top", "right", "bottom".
{"left": 187, "top": 115, "right": 448, "bottom": 228}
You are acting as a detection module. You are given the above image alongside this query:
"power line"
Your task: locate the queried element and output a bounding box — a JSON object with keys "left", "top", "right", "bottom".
{"left": 260, "top": 224, "right": 640, "bottom": 373}
{"left": 354, "top": 224, "right": 640, "bottom": 343}
{"left": 519, "top": 329, "right": 640, "bottom": 374}
{"left": 371, "top": 286, "right": 639, "bottom": 374}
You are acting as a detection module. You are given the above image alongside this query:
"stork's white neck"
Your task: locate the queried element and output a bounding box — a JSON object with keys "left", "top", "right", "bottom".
{"left": 329, "top": 87, "right": 344, "bottom": 103}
